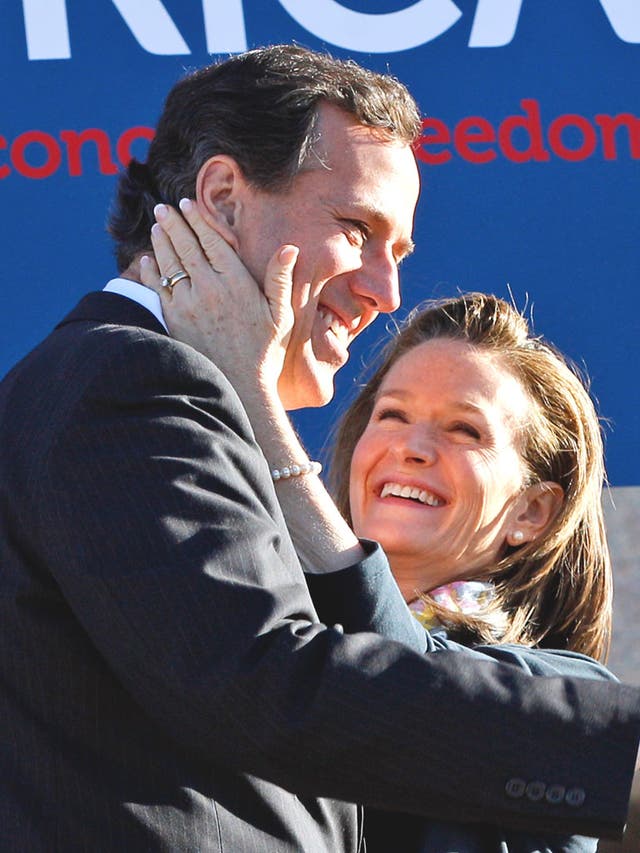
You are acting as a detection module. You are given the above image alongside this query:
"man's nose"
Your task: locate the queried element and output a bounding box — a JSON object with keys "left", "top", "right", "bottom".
{"left": 351, "top": 251, "right": 401, "bottom": 313}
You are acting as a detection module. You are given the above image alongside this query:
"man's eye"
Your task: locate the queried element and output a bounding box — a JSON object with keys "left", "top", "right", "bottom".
{"left": 343, "top": 219, "right": 370, "bottom": 245}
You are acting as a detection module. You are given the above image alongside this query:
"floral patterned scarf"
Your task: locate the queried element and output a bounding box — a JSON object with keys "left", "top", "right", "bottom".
{"left": 408, "top": 580, "right": 497, "bottom": 633}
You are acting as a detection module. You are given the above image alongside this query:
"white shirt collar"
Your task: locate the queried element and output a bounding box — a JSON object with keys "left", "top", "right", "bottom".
{"left": 103, "top": 278, "right": 168, "bottom": 332}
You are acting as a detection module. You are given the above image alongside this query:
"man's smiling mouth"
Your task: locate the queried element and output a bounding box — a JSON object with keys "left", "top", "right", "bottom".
{"left": 380, "top": 482, "right": 445, "bottom": 507}
{"left": 318, "top": 307, "right": 361, "bottom": 349}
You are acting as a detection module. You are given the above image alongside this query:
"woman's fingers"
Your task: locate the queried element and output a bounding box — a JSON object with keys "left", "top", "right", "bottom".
{"left": 146, "top": 222, "right": 190, "bottom": 297}
{"left": 153, "top": 204, "right": 207, "bottom": 276}
{"left": 153, "top": 201, "right": 247, "bottom": 306}
{"left": 155, "top": 199, "right": 237, "bottom": 283}
{"left": 177, "top": 199, "right": 239, "bottom": 275}
{"left": 263, "top": 244, "right": 298, "bottom": 340}
{"left": 139, "top": 254, "right": 162, "bottom": 292}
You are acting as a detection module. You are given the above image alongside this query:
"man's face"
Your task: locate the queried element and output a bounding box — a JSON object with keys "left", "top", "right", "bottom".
{"left": 236, "top": 103, "right": 420, "bottom": 410}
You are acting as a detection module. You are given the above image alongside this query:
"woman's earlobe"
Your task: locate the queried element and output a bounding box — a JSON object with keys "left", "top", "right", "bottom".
{"left": 512, "top": 480, "right": 564, "bottom": 544}
{"left": 509, "top": 530, "right": 525, "bottom": 546}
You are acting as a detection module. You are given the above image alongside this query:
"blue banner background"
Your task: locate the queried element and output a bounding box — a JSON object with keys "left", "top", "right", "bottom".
{"left": 1, "top": 0, "right": 638, "bottom": 483}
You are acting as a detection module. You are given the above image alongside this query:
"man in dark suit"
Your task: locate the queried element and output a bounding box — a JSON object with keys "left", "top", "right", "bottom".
{"left": 0, "top": 44, "right": 638, "bottom": 851}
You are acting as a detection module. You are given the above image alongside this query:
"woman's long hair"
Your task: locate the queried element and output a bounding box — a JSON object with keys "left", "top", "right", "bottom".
{"left": 330, "top": 293, "right": 612, "bottom": 661}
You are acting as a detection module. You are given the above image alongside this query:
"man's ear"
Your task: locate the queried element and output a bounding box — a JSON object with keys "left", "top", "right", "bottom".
{"left": 195, "top": 155, "right": 247, "bottom": 252}
{"left": 506, "top": 481, "right": 564, "bottom": 547}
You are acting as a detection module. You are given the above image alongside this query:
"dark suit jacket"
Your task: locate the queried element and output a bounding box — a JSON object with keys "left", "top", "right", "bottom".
{"left": 310, "top": 569, "right": 613, "bottom": 851}
{"left": 0, "top": 291, "right": 638, "bottom": 851}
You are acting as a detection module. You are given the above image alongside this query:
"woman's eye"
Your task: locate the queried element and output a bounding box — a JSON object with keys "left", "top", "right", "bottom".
{"left": 376, "top": 407, "right": 407, "bottom": 422}
{"left": 450, "top": 422, "right": 481, "bottom": 439}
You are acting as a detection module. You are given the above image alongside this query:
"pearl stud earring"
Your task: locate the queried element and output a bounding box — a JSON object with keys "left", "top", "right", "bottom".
{"left": 512, "top": 530, "right": 524, "bottom": 544}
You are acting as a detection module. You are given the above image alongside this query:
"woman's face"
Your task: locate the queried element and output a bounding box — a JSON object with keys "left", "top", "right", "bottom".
{"left": 349, "top": 338, "right": 533, "bottom": 598}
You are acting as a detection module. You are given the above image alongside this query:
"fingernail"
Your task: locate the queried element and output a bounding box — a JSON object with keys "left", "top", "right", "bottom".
{"left": 179, "top": 198, "right": 193, "bottom": 213}
{"left": 151, "top": 223, "right": 162, "bottom": 237}
{"left": 140, "top": 255, "right": 149, "bottom": 267}
{"left": 279, "top": 245, "right": 299, "bottom": 264}
{"left": 154, "top": 203, "right": 167, "bottom": 220}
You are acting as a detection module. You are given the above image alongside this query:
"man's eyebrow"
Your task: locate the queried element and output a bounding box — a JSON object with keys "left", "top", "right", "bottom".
{"left": 396, "top": 238, "right": 415, "bottom": 261}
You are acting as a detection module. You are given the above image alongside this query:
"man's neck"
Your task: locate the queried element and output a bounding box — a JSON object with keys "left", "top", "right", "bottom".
{"left": 121, "top": 258, "right": 143, "bottom": 283}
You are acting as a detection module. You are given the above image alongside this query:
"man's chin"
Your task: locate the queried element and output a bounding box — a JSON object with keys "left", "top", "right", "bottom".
{"left": 279, "top": 371, "right": 336, "bottom": 411}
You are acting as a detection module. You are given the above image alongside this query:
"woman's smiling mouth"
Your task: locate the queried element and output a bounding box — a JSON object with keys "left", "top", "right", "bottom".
{"left": 379, "top": 482, "right": 445, "bottom": 507}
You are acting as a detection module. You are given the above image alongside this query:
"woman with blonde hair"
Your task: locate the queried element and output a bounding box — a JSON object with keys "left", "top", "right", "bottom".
{"left": 142, "top": 204, "right": 620, "bottom": 852}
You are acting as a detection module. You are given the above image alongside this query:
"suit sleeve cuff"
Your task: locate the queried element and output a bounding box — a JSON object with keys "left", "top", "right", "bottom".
{"left": 305, "top": 539, "right": 427, "bottom": 654}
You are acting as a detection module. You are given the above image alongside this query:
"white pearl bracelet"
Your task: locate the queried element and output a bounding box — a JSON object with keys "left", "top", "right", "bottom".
{"left": 271, "top": 460, "right": 322, "bottom": 481}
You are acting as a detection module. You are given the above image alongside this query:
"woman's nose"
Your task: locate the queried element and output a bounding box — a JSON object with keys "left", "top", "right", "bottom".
{"left": 396, "top": 427, "right": 437, "bottom": 466}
